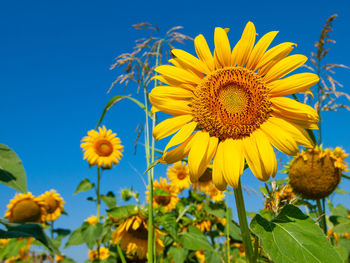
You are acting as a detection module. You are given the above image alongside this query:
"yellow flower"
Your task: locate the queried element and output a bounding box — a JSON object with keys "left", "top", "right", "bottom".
{"left": 196, "top": 220, "right": 212, "bottom": 233}
{"left": 38, "top": 190, "right": 65, "bottom": 222}
{"left": 85, "top": 215, "right": 98, "bottom": 225}
{"left": 193, "top": 169, "right": 213, "bottom": 194}
{"left": 0, "top": 239, "right": 10, "bottom": 246}
{"left": 55, "top": 255, "right": 65, "bottom": 262}
{"left": 146, "top": 177, "right": 179, "bottom": 212}
{"left": 81, "top": 126, "right": 123, "bottom": 168}
{"left": 233, "top": 242, "right": 246, "bottom": 257}
{"left": 150, "top": 22, "right": 319, "bottom": 189}
{"left": 208, "top": 185, "right": 225, "bottom": 202}
{"left": 289, "top": 146, "right": 348, "bottom": 199}
{"left": 112, "top": 215, "right": 164, "bottom": 259}
{"left": 167, "top": 161, "right": 191, "bottom": 191}
{"left": 5, "top": 193, "right": 46, "bottom": 223}
{"left": 88, "top": 247, "right": 110, "bottom": 260}
{"left": 195, "top": 249, "right": 206, "bottom": 263}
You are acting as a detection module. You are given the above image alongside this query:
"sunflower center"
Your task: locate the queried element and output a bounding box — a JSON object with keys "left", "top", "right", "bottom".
{"left": 176, "top": 169, "right": 187, "bottom": 180}
{"left": 127, "top": 223, "right": 148, "bottom": 240}
{"left": 44, "top": 196, "right": 59, "bottom": 213}
{"left": 198, "top": 169, "right": 212, "bottom": 183}
{"left": 12, "top": 200, "right": 41, "bottom": 223}
{"left": 95, "top": 140, "right": 114, "bottom": 156}
{"left": 154, "top": 195, "right": 171, "bottom": 206}
{"left": 191, "top": 67, "right": 271, "bottom": 140}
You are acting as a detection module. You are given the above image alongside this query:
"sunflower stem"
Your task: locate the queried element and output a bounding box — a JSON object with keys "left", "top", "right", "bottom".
{"left": 96, "top": 167, "right": 101, "bottom": 261}
{"left": 117, "top": 244, "right": 127, "bottom": 263}
{"left": 317, "top": 199, "right": 327, "bottom": 234}
{"left": 234, "top": 180, "right": 254, "bottom": 263}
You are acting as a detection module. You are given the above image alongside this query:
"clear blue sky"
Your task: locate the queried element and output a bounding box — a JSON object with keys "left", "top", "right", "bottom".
{"left": 1, "top": 0, "right": 350, "bottom": 261}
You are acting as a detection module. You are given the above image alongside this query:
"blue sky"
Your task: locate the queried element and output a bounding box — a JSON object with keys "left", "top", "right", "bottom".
{"left": 1, "top": 0, "right": 350, "bottom": 261}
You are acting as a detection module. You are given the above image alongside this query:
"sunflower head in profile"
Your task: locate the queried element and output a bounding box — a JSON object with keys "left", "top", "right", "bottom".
{"left": 5, "top": 193, "right": 46, "bottom": 223}
{"left": 146, "top": 177, "right": 179, "bottom": 212}
{"left": 167, "top": 161, "right": 191, "bottom": 192}
{"left": 288, "top": 146, "right": 348, "bottom": 199}
{"left": 111, "top": 214, "right": 164, "bottom": 259}
{"left": 88, "top": 246, "right": 110, "bottom": 260}
{"left": 38, "top": 190, "right": 65, "bottom": 222}
{"left": 81, "top": 126, "right": 123, "bottom": 169}
{"left": 150, "top": 22, "right": 319, "bottom": 190}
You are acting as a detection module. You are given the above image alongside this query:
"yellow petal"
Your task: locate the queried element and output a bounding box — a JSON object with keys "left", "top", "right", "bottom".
{"left": 188, "top": 131, "right": 210, "bottom": 182}
{"left": 172, "top": 49, "right": 211, "bottom": 75}
{"left": 151, "top": 106, "right": 159, "bottom": 114}
{"left": 169, "top": 58, "right": 204, "bottom": 79}
{"left": 272, "top": 111, "right": 319, "bottom": 129}
{"left": 260, "top": 119, "right": 299, "bottom": 156}
{"left": 232, "top": 21, "right": 256, "bottom": 67}
{"left": 164, "top": 121, "right": 197, "bottom": 152}
{"left": 246, "top": 31, "right": 278, "bottom": 70}
{"left": 214, "top": 27, "right": 231, "bottom": 67}
{"left": 155, "top": 65, "right": 202, "bottom": 84}
{"left": 161, "top": 134, "right": 194, "bottom": 164}
{"left": 271, "top": 97, "right": 319, "bottom": 125}
{"left": 151, "top": 75, "right": 195, "bottom": 90}
{"left": 150, "top": 86, "right": 193, "bottom": 100}
{"left": 256, "top": 42, "right": 296, "bottom": 74}
{"left": 268, "top": 73, "right": 319, "bottom": 96}
{"left": 221, "top": 139, "right": 244, "bottom": 188}
{"left": 153, "top": 115, "right": 193, "bottom": 141}
{"left": 148, "top": 96, "right": 191, "bottom": 116}
{"left": 194, "top": 34, "right": 215, "bottom": 71}
{"left": 264, "top": 54, "right": 308, "bottom": 83}
{"left": 243, "top": 130, "right": 277, "bottom": 181}
{"left": 212, "top": 142, "right": 228, "bottom": 191}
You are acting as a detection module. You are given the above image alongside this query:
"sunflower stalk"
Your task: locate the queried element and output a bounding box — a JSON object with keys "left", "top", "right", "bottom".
{"left": 96, "top": 167, "right": 101, "bottom": 261}
{"left": 234, "top": 180, "right": 255, "bottom": 263}
{"left": 316, "top": 199, "right": 327, "bottom": 234}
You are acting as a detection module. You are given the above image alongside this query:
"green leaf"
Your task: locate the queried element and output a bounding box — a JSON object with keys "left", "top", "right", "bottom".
{"left": 101, "top": 191, "right": 117, "bottom": 209}
{"left": 74, "top": 178, "right": 94, "bottom": 195}
{"left": 81, "top": 222, "right": 103, "bottom": 249}
{"left": 334, "top": 246, "right": 348, "bottom": 262}
{"left": 167, "top": 247, "right": 188, "bottom": 263}
{"left": 153, "top": 188, "right": 170, "bottom": 196}
{"left": 160, "top": 213, "right": 178, "bottom": 241}
{"left": 0, "top": 219, "right": 59, "bottom": 254}
{"left": 251, "top": 205, "right": 342, "bottom": 263}
{"left": 334, "top": 223, "right": 350, "bottom": 233}
{"left": 64, "top": 226, "right": 85, "bottom": 248}
{"left": 144, "top": 159, "right": 160, "bottom": 174}
{"left": 0, "top": 144, "right": 27, "bottom": 193}
{"left": 204, "top": 202, "right": 225, "bottom": 218}
{"left": 204, "top": 250, "right": 222, "bottom": 263}
{"left": 96, "top": 95, "right": 151, "bottom": 128}
{"left": 335, "top": 188, "right": 349, "bottom": 194}
{"left": 179, "top": 225, "right": 213, "bottom": 251}
{"left": 330, "top": 204, "right": 348, "bottom": 217}
{"left": 107, "top": 205, "right": 138, "bottom": 220}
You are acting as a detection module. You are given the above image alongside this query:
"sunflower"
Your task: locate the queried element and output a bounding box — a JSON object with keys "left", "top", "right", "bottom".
{"left": 146, "top": 177, "right": 179, "bottom": 212}
{"left": 208, "top": 186, "right": 225, "bottom": 202}
{"left": 55, "top": 255, "right": 65, "bottom": 262}
{"left": 167, "top": 161, "right": 191, "bottom": 191}
{"left": 111, "top": 214, "right": 164, "bottom": 259}
{"left": 288, "top": 146, "right": 348, "bottom": 199}
{"left": 85, "top": 215, "right": 98, "bottom": 225}
{"left": 81, "top": 126, "right": 123, "bottom": 168}
{"left": 195, "top": 219, "right": 212, "bottom": 233}
{"left": 192, "top": 169, "right": 212, "bottom": 194}
{"left": 150, "top": 22, "right": 319, "bottom": 189}
{"left": 38, "top": 190, "right": 65, "bottom": 222}
{"left": 233, "top": 242, "right": 246, "bottom": 257}
{"left": 88, "top": 246, "right": 110, "bottom": 260}
{"left": 5, "top": 193, "right": 46, "bottom": 223}
{"left": 195, "top": 249, "right": 206, "bottom": 263}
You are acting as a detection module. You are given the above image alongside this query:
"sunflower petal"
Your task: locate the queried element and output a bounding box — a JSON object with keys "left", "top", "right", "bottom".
{"left": 232, "top": 21, "right": 256, "bottom": 67}
{"left": 268, "top": 73, "right": 319, "bottom": 96}
{"left": 247, "top": 31, "right": 278, "bottom": 70}
{"left": 169, "top": 58, "right": 204, "bottom": 79}
{"left": 172, "top": 49, "right": 211, "bottom": 75}
{"left": 243, "top": 130, "right": 277, "bottom": 181}
{"left": 214, "top": 27, "right": 231, "bottom": 67}
{"left": 264, "top": 54, "right": 308, "bottom": 83}
{"left": 212, "top": 142, "right": 228, "bottom": 191}
{"left": 152, "top": 75, "right": 195, "bottom": 90}
{"left": 148, "top": 96, "right": 191, "bottom": 116}
{"left": 153, "top": 115, "right": 193, "bottom": 141}
{"left": 164, "top": 121, "right": 197, "bottom": 152}
{"left": 161, "top": 134, "right": 195, "bottom": 164}
{"left": 222, "top": 139, "right": 244, "bottom": 188}
{"left": 155, "top": 65, "right": 202, "bottom": 84}
{"left": 150, "top": 86, "right": 193, "bottom": 100}
{"left": 194, "top": 34, "right": 215, "bottom": 71}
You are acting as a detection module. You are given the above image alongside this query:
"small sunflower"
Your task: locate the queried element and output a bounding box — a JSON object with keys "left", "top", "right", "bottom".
{"left": 88, "top": 246, "right": 110, "bottom": 260}
{"left": 150, "top": 22, "right": 319, "bottom": 190}
{"left": 207, "top": 185, "right": 225, "bottom": 202}
{"left": 112, "top": 214, "right": 164, "bottom": 259}
{"left": 193, "top": 169, "right": 213, "bottom": 194}
{"left": 81, "top": 126, "right": 123, "bottom": 168}
{"left": 233, "top": 242, "right": 246, "bottom": 257}
{"left": 195, "top": 219, "right": 212, "bottom": 233}
{"left": 55, "top": 255, "right": 65, "bottom": 262}
{"left": 5, "top": 193, "right": 46, "bottom": 223}
{"left": 167, "top": 161, "right": 191, "bottom": 191}
{"left": 146, "top": 177, "right": 179, "bottom": 212}
{"left": 0, "top": 239, "right": 10, "bottom": 247}
{"left": 38, "top": 190, "right": 65, "bottom": 222}
{"left": 85, "top": 215, "right": 98, "bottom": 225}
{"left": 288, "top": 146, "right": 348, "bottom": 199}
{"left": 195, "top": 249, "right": 206, "bottom": 263}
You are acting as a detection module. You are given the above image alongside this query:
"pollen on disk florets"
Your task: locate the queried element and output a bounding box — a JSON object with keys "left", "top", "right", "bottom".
{"left": 191, "top": 67, "right": 271, "bottom": 140}
{"left": 288, "top": 147, "right": 348, "bottom": 200}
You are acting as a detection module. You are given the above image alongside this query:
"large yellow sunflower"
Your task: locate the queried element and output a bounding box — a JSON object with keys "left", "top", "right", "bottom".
{"left": 150, "top": 22, "right": 319, "bottom": 189}
{"left": 81, "top": 126, "right": 123, "bottom": 168}
{"left": 146, "top": 177, "right": 179, "bottom": 212}
{"left": 111, "top": 215, "right": 164, "bottom": 259}
{"left": 38, "top": 190, "right": 65, "bottom": 222}
{"left": 167, "top": 161, "right": 191, "bottom": 191}
{"left": 5, "top": 193, "right": 46, "bottom": 223}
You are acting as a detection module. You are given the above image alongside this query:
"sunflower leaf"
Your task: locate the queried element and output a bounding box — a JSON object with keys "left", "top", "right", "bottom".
{"left": 0, "top": 144, "right": 27, "bottom": 193}
{"left": 100, "top": 191, "right": 116, "bottom": 209}
{"left": 167, "top": 246, "right": 188, "bottom": 263}
{"left": 159, "top": 213, "right": 178, "bottom": 241}
{"left": 74, "top": 178, "right": 95, "bottom": 195}
{"left": 179, "top": 225, "right": 214, "bottom": 251}
{"left": 153, "top": 188, "right": 170, "bottom": 196}
{"left": 64, "top": 225, "right": 85, "bottom": 248}
{"left": 106, "top": 205, "right": 138, "bottom": 220}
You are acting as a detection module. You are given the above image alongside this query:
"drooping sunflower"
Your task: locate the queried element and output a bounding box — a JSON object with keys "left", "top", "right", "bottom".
{"left": 81, "top": 126, "right": 123, "bottom": 168}
{"left": 167, "top": 161, "right": 191, "bottom": 191}
{"left": 38, "top": 190, "right": 65, "bottom": 222}
{"left": 150, "top": 22, "right": 319, "bottom": 189}
{"left": 146, "top": 177, "right": 179, "bottom": 212}
{"left": 5, "top": 193, "right": 46, "bottom": 223}
{"left": 111, "top": 214, "right": 164, "bottom": 259}
{"left": 88, "top": 246, "right": 110, "bottom": 260}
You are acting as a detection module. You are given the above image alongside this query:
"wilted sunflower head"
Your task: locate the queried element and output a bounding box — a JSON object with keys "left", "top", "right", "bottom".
{"left": 150, "top": 22, "right": 319, "bottom": 190}
{"left": 5, "top": 193, "right": 46, "bottom": 223}
{"left": 81, "top": 126, "right": 123, "bottom": 168}
{"left": 38, "top": 190, "right": 64, "bottom": 222}
{"left": 288, "top": 146, "right": 348, "bottom": 199}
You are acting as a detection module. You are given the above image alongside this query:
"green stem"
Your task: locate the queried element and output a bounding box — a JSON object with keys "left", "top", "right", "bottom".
{"left": 96, "top": 167, "right": 101, "bottom": 261}
{"left": 226, "top": 197, "right": 230, "bottom": 263}
{"left": 117, "top": 244, "right": 127, "bottom": 263}
{"left": 234, "top": 180, "right": 254, "bottom": 263}
{"left": 317, "top": 199, "right": 327, "bottom": 234}
{"left": 50, "top": 221, "right": 54, "bottom": 240}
